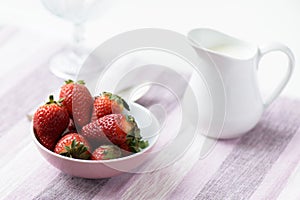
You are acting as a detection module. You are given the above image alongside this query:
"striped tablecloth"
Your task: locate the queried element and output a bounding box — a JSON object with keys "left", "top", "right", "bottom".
{"left": 1, "top": 26, "right": 300, "bottom": 200}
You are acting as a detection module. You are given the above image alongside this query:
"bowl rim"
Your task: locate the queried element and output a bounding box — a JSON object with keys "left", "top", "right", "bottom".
{"left": 31, "top": 102, "right": 159, "bottom": 164}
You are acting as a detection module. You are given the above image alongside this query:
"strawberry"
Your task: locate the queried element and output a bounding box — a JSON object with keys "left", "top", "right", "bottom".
{"left": 33, "top": 95, "right": 69, "bottom": 151}
{"left": 54, "top": 133, "right": 91, "bottom": 160}
{"left": 91, "top": 145, "right": 122, "bottom": 160}
{"left": 59, "top": 80, "right": 93, "bottom": 128}
{"left": 81, "top": 114, "right": 148, "bottom": 153}
{"left": 80, "top": 119, "right": 111, "bottom": 150}
{"left": 93, "top": 92, "right": 130, "bottom": 120}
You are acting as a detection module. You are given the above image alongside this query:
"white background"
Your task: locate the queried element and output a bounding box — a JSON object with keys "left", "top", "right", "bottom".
{"left": 0, "top": 0, "right": 299, "bottom": 99}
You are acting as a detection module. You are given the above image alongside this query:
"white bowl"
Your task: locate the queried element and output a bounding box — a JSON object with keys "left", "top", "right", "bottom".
{"left": 31, "top": 103, "right": 159, "bottom": 179}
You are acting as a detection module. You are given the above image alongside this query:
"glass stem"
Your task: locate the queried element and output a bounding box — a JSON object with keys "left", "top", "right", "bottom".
{"left": 73, "top": 23, "right": 85, "bottom": 55}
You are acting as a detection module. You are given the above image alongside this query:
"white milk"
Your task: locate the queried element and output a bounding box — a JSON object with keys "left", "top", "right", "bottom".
{"left": 209, "top": 44, "right": 253, "bottom": 59}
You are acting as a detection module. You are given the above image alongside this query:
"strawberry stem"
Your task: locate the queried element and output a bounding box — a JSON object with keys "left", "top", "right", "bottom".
{"left": 46, "top": 95, "right": 57, "bottom": 105}
{"left": 49, "top": 95, "right": 54, "bottom": 102}
{"left": 45, "top": 95, "right": 64, "bottom": 106}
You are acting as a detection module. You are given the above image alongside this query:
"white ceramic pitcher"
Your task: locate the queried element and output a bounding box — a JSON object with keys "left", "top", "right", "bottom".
{"left": 188, "top": 28, "right": 295, "bottom": 139}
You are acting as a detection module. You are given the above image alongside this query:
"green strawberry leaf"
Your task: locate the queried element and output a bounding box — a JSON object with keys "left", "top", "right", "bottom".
{"left": 65, "top": 79, "right": 74, "bottom": 84}
{"left": 139, "top": 140, "right": 149, "bottom": 149}
{"left": 60, "top": 139, "right": 90, "bottom": 160}
{"left": 122, "top": 99, "right": 130, "bottom": 111}
{"left": 77, "top": 80, "right": 85, "bottom": 85}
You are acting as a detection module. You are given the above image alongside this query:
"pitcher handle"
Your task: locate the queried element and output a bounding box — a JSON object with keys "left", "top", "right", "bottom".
{"left": 258, "top": 42, "right": 295, "bottom": 108}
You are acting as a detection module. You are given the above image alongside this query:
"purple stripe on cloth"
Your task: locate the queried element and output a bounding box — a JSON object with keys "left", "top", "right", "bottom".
{"left": 0, "top": 118, "right": 32, "bottom": 167}
{"left": 250, "top": 127, "right": 300, "bottom": 199}
{"left": 0, "top": 61, "right": 62, "bottom": 135}
{"left": 92, "top": 173, "right": 135, "bottom": 200}
{"left": 194, "top": 98, "right": 300, "bottom": 200}
{"left": 32, "top": 173, "right": 109, "bottom": 200}
{"left": 3, "top": 162, "right": 59, "bottom": 200}
{"left": 167, "top": 139, "right": 239, "bottom": 200}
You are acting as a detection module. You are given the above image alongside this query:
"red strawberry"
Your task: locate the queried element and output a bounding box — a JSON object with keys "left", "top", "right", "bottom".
{"left": 81, "top": 114, "right": 148, "bottom": 153}
{"left": 93, "top": 92, "right": 130, "bottom": 120}
{"left": 33, "top": 95, "right": 69, "bottom": 151}
{"left": 91, "top": 145, "right": 122, "bottom": 160}
{"left": 54, "top": 133, "right": 91, "bottom": 160}
{"left": 80, "top": 118, "right": 111, "bottom": 150}
{"left": 59, "top": 80, "right": 93, "bottom": 128}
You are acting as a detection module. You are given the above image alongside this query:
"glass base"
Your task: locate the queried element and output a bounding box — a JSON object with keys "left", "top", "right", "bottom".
{"left": 49, "top": 47, "right": 88, "bottom": 80}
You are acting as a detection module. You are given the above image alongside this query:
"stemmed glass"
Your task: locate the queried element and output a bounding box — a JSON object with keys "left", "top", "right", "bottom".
{"left": 41, "top": 0, "right": 105, "bottom": 79}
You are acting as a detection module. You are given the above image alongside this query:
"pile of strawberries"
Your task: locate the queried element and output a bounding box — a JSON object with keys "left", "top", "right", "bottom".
{"left": 33, "top": 80, "right": 148, "bottom": 160}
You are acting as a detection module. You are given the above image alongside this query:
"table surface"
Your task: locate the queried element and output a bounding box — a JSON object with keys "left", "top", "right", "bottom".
{"left": 1, "top": 0, "right": 300, "bottom": 199}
